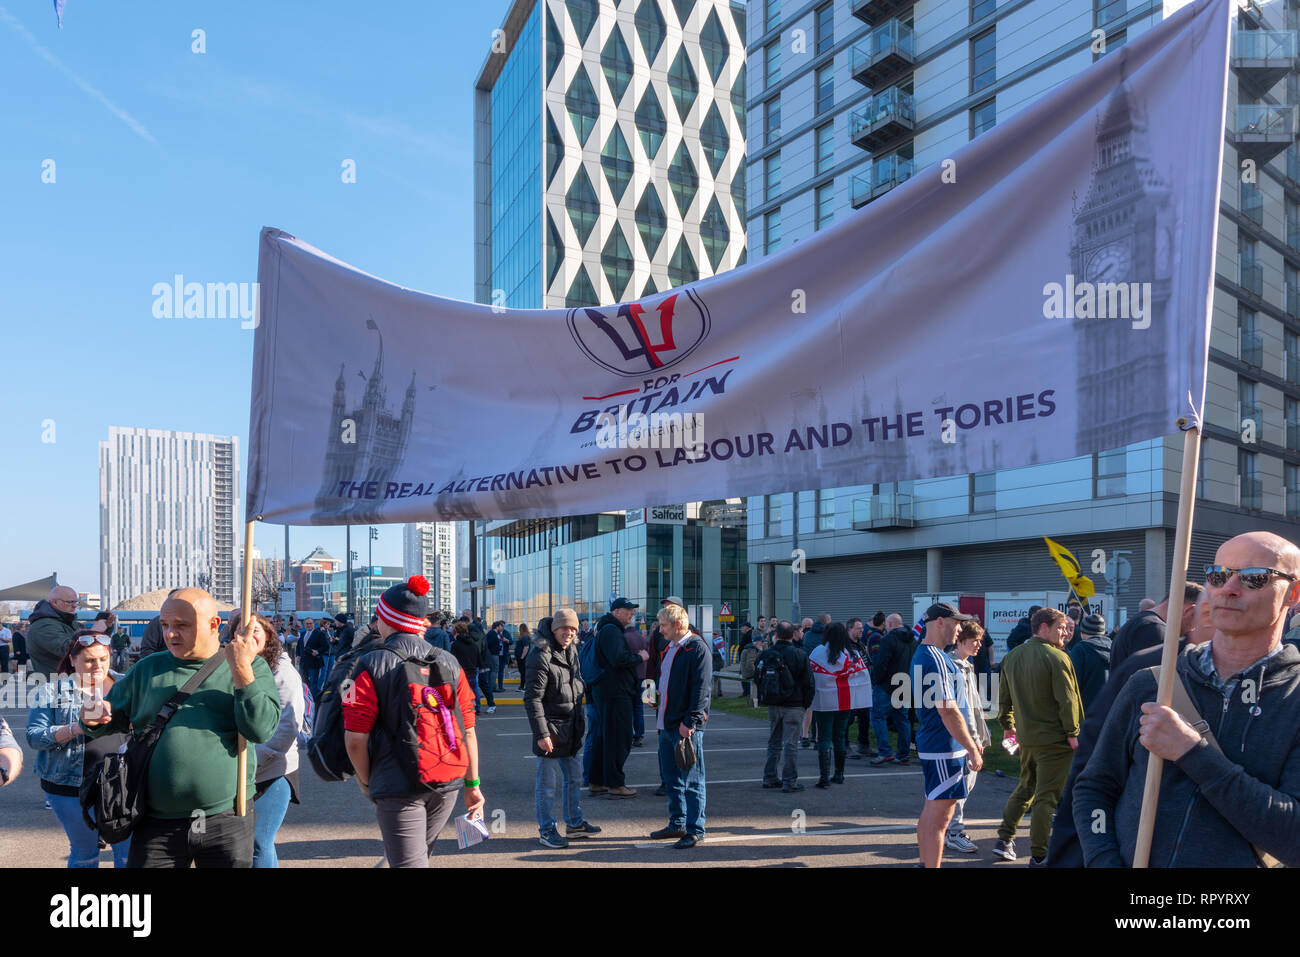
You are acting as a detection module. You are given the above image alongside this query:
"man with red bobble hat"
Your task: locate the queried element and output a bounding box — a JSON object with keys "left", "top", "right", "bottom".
{"left": 344, "top": 575, "right": 485, "bottom": 867}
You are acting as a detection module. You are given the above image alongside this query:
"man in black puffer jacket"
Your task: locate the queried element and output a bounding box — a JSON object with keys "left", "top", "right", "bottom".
{"left": 526, "top": 609, "right": 600, "bottom": 848}
{"left": 589, "top": 598, "right": 649, "bottom": 797}
{"left": 869, "top": 616, "right": 918, "bottom": 766}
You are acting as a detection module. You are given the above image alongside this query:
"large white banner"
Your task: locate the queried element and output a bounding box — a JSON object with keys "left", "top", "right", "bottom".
{"left": 247, "top": 0, "right": 1229, "bottom": 525}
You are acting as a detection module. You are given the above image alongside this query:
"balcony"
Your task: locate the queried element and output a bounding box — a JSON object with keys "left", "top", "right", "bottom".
{"left": 1287, "top": 350, "right": 1300, "bottom": 383}
{"left": 1232, "top": 29, "right": 1298, "bottom": 97}
{"left": 850, "top": 154, "right": 916, "bottom": 207}
{"left": 1239, "top": 329, "right": 1264, "bottom": 366}
{"left": 852, "top": 493, "right": 915, "bottom": 529}
{"left": 1241, "top": 188, "right": 1263, "bottom": 225}
{"left": 1235, "top": 104, "right": 1298, "bottom": 166}
{"left": 850, "top": 88, "right": 916, "bottom": 151}
{"left": 850, "top": 20, "right": 915, "bottom": 88}
{"left": 850, "top": 0, "right": 912, "bottom": 26}
{"left": 1240, "top": 262, "right": 1264, "bottom": 296}
{"left": 1238, "top": 476, "right": 1263, "bottom": 511}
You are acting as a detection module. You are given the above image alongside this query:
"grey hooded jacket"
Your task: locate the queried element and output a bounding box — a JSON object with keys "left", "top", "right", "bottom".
{"left": 1073, "top": 641, "right": 1300, "bottom": 868}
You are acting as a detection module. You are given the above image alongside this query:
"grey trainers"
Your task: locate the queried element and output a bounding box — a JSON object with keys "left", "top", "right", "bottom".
{"left": 992, "top": 838, "right": 1017, "bottom": 861}
{"left": 945, "top": 832, "right": 978, "bottom": 854}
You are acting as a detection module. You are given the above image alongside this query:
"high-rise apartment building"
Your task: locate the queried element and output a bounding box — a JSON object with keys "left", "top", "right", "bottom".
{"left": 403, "top": 522, "right": 458, "bottom": 614}
{"left": 742, "top": 0, "right": 1300, "bottom": 631}
{"left": 99, "top": 427, "right": 239, "bottom": 608}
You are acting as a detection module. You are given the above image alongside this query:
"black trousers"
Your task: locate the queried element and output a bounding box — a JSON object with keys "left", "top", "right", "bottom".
{"left": 592, "top": 686, "right": 634, "bottom": 789}
{"left": 851, "top": 707, "right": 872, "bottom": 751}
{"left": 127, "top": 809, "right": 255, "bottom": 868}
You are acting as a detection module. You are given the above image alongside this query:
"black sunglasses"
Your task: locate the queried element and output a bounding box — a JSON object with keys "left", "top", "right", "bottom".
{"left": 1205, "top": 565, "right": 1298, "bottom": 590}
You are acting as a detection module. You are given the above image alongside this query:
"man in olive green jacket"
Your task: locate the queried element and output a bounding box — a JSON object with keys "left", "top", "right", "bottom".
{"left": 993, "top": 607, "right": 1082, "bottom": 865}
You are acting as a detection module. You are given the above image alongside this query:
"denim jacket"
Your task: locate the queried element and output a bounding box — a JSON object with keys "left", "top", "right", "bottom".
{"left": 26, "top": 675, "right": 88, "bottom": 787}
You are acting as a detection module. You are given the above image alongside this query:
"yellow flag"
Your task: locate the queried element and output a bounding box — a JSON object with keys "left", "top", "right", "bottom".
{"left": 1044, "top": 537, "right": 1082, "bottom": 580}
{"left": 1073, "top": 575, "right": 1096, "bottom": 599}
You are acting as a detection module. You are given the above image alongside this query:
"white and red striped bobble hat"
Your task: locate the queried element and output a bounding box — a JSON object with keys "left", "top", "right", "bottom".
{"left": 376, "top": 575, "right": 431, "bottom": 634}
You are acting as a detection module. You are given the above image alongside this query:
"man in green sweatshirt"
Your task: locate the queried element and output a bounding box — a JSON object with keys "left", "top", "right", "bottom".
{"left": 992, "top": 607, "right": 1082, "bottom": 866}
{"left": 82, "top": 588, "right": 281, "bottom": 867}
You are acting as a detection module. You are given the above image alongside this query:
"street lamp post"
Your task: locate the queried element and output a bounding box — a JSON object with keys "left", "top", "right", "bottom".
{"left": 790, "top": 492, "right": 801, "bottom": 624}
{"left": 547, "top": 520, "right": 558, "bottom": 618}
{"left": 367, "top": 527, "right": 379, "bottom": 618}
{"left": 349, "top": 550, "right": 358, "bottom": 619}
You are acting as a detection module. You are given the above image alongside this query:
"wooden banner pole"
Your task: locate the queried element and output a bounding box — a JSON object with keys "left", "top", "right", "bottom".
{"left": 1132, "top": 421, "right": 1201, "bottom": 867}
{"left": 236, "top": 518, "right": 256, "bottom": 817}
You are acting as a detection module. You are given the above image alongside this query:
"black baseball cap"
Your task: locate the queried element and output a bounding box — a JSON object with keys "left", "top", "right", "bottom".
{"left": 924, "top": 602, "right": 974, "bottom": 623}
{"left": 611, "top": 597, "right": 639, "bottom": 610}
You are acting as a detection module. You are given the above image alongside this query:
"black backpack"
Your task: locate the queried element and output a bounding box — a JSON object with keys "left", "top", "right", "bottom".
{"left": 306, "top": 641, "right": 379, "bottom": 782}
{"left": 754, "top": 647, "right": 795, "bottom": 706}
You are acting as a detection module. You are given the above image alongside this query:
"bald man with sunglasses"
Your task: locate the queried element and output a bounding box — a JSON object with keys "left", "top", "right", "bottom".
{"left": 1073, "top": 531, "right": 1300, "bottom": 867}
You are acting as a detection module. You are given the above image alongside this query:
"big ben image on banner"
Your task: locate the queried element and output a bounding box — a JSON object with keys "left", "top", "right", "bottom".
{"left": 1070, "top": 73, "right": 1178, "bottom": 457}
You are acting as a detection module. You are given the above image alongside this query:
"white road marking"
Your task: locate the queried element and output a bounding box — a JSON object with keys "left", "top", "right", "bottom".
{"left": 524, "top": 747, "right": 768, "bottom": 759}
{"left": 633, "top": 818, "right": 1006, "bottom": 849}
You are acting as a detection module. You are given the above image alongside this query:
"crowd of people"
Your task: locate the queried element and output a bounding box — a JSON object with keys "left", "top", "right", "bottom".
{"left": 2, "top": 530, "right": 1298, "bottom": 868}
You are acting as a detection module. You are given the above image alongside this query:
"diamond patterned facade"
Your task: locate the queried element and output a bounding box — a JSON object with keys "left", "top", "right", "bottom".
{"left": 476, "top": 0, "right": 748, "bottom": 310}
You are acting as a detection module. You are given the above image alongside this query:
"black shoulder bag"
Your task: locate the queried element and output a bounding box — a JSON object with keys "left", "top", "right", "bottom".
{"left": 80, "top": 653, "right": 229, "bottom": 843}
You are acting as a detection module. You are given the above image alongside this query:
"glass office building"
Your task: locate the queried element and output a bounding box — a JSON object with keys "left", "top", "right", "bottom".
{"left": 467, "top": 0, "right": 751, "bottom": 627}
{"left": 467, "top": 507, "right": 748, "bottom": 630}
{"left": 743, "top": 0, "right": 1300, "bottom": 625}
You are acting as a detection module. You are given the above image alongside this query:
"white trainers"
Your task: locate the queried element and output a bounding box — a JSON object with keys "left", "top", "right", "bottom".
{"left": 945, "top": 831, "right": 978, "bottom": 854}
{"left": 992, "top": 838, "right": 1017, "bottom": 861}
{"left": 487, "top": 706, "right": 496, "bottom": 714}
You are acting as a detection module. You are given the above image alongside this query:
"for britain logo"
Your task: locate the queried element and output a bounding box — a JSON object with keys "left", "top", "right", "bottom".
{"left": 567, "top": 289, "right": 711, "bottom": 378}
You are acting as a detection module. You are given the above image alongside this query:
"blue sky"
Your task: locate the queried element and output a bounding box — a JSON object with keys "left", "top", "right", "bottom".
{"left": 0, "top": 1, "right": 510, "bottom": 596}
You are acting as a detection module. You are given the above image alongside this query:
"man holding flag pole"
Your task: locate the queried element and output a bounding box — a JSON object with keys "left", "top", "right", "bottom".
{"left": 1073, "top": 529, "right": 1300, "bottom": 867}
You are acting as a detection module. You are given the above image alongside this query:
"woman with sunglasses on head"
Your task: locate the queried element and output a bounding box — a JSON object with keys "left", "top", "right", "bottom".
{"left": 231, "top": 611, "right": 305, "bottom": 868}
{"left": 26, "top": 630, "right": 130, "bottom": 867}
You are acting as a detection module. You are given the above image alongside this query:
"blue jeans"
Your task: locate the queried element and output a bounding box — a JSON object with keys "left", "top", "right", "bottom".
{"left": 49, "top": 792, "right": 129, "bottom": 868}
{"left": 305, "top": 666, "right": 325, "bottom": 700}
{"left": 252, "top": 776, "right": 292, "bottom": 868}
{"left": 657, "top": 730, "right": 706, "bottom": 836}
{"left": 632, "top": 696, "right": 644, "bottom": 740}
{"left": 478, "top": 668, "right": 495, "bottom": 708}
{"left": 535, "top": 753, "right": 584, "bottom": 834}
{"left": 870, "top": 686, "right": 910, "bottom": 759}
{"left": 582, "top": 699, "right": 603, "bottom": 784}
{"left": 468, "top": 671, "right": 480, "bottom": 713}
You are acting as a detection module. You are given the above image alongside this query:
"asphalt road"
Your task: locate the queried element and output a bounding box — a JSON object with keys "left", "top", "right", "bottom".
{"left": 1, "top": 674, "right": 1032, "bottom": 868}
